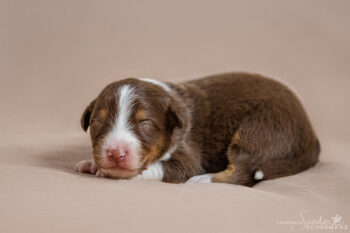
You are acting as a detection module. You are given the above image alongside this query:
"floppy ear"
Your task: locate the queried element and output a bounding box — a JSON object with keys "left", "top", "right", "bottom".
{"left": 80, "top": 99, "right": 96, "bottom": 132}
{"left": 166, "top": 102, "right": 183, "bottom": 133}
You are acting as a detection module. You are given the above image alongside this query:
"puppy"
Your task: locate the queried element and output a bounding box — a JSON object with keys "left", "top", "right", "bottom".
{"left": 75, "top": 72, "right": 320, "bottom": 186}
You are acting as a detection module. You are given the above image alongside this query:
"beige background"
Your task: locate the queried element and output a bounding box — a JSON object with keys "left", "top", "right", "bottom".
{"left": 0, "top": 0, "right": 349, "bottom": 232}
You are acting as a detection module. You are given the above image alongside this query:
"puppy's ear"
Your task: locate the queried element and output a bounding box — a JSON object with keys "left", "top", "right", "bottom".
{"left": 80, "top": 99, "right": 96, "bottom": 132}
{"left": 166, "top": 102, "right": 183, "bottom": 133}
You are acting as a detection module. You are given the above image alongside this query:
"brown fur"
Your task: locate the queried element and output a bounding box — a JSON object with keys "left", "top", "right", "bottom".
{"left": 81, "top": 72, "right": 320, "bottom": 186}
{"left": 81, "top": 78, "right": 185, "bottom": 177}
{"left": 178, "top": 73, "right": 319, "bottom": 186}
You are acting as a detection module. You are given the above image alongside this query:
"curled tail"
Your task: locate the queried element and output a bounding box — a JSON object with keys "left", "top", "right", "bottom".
{"left": 254, "top": 139, "right": 320, "bottom": 181}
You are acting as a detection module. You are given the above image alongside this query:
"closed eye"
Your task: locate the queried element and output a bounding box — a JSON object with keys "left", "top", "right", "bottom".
{"left": 139, "top": 119, "right": 152, "bottom": 126}
{"left": 90, "top": 118, "right": 106, "bottom": 141}
{"left": 139, "top": 119, "right": 158, "bottom": 131}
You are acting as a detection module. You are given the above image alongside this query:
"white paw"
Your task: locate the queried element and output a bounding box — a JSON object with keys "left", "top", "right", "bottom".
{"left": 254, "top": 170, "right": 264, "bottom": 180}
{"left": 74, "top": 160, "right": 98, "bottom": 175}
{"left": 186, "top": 174, "right": 213, "bottom": 184}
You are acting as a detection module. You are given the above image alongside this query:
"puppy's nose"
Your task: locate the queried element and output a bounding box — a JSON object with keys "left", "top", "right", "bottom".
{"left": 108, "top": 148, "right": 127, "bottom": 161}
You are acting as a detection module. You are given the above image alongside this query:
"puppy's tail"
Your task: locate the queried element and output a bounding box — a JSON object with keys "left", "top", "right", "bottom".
{"left": 254, "top": 139, "right": 320, "bottom": 181}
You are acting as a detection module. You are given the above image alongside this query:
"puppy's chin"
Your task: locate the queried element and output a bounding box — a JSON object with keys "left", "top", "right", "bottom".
{"left": 100, "top": 167, "right": 140, "bottom": 179}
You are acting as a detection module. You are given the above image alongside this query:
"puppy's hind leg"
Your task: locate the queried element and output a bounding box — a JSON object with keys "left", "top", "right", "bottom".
{"left": 186, "top": 132, "right": 257, "bottom": 187}
{"left": 185, "top": 157, "right": 256, "bottom": 186}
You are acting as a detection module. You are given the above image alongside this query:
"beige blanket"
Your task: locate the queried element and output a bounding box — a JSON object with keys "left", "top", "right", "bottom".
{"left": 1, "top": 1, "right": 349, "bottom": 232}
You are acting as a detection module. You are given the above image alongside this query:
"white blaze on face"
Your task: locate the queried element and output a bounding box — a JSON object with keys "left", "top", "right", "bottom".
{"left": 102, "top": 85, "right": 141, "bottom": 170}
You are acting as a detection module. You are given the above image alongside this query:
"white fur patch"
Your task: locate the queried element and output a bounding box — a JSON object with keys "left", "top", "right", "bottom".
{"left": 115, "top": 85, "right": 137, "bottom": 133}
{"left": 160, "top": 152, "right": 171, "bottom": 161}
{"left": 102, "top": 85, "right": 141, "bottom": 169}
{"left": 140, "top": 78, "right": 171, "bottom": 92}
{"left": 254, "top": 170, "right": 264, "bottom": 180}
{"left": 186, "top": 174, "right": 213, "bottom": 184}
{"left": 132, "top": 145, "right": 176, "bottom": 181}
{"left": 159, "top": 145, "right": 176, "bottom": 161}
{"left": 132, "top": 162, "right": 164, "bottom": 181}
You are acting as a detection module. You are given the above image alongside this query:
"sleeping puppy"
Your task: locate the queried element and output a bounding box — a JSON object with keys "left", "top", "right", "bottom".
{"left": 75, "top": 72, "right": 320, "bottom": 186}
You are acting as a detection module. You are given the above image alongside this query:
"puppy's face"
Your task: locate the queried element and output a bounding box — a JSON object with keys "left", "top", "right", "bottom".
{"left": 81, "top": 78, "right": 182, "bottom": 179}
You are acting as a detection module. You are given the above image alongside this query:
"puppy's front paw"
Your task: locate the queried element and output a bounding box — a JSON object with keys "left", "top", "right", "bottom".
{"left": 95, "top": 169, "right": 105, "bottom": 178}
{"left": 186, "top": 174, "right": 213, "bottom": 184}
{"left": 74, "top": 160, "right": 98, "bottom": 175}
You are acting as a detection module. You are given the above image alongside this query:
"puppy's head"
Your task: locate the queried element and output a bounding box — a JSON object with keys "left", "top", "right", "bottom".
{"left": 81, "top": 78, "right": 182, "bottom": 179}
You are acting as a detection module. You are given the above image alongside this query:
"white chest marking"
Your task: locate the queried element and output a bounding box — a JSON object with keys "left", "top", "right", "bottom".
{"left": 132, "top": 162, "right": 164, "bottom": 181}
{"left": 131, "top": 145, "right": 177, "bottom": 181}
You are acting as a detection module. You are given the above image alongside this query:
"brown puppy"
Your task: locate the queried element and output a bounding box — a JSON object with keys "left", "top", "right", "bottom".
{"left": 75, "top": 72, "right": 320, "bottom": 186}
